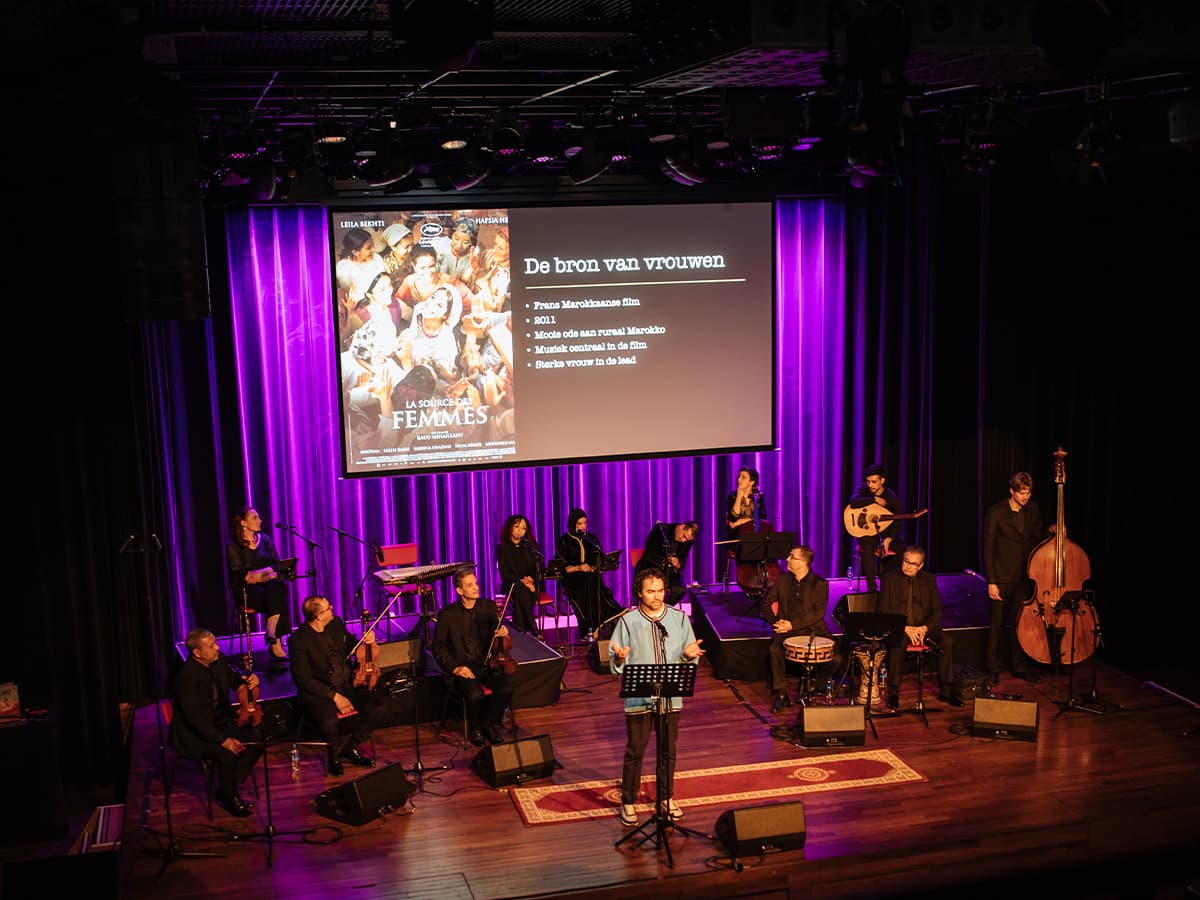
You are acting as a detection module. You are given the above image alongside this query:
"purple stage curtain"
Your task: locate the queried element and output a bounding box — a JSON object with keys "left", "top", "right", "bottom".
{"left": 154, "top": 197, "right": 920, "bottom": 632}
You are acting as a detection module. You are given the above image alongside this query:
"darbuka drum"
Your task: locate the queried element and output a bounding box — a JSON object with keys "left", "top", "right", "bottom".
{"left": 853, "top": 647, "right": 886, "bottom": 707}
{"left": 783, "top": 635, "right": 835, "bottom": 665}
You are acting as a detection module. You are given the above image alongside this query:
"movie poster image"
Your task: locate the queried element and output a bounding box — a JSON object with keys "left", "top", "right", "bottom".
{"left": 331, "top": 208, "right": 515, "bottom": 473}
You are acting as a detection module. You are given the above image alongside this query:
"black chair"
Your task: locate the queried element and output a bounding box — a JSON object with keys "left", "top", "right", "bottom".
{"left": 436, "top": 681, "right": 518, "bottom": 748}
{"left": 159, "top": 698, "right": 258, "bottom": 820}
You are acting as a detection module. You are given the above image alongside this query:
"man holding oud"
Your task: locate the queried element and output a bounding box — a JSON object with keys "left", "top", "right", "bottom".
{"left": 432, "top": 570, "right": 515, "bottom": 746}
{"left": 845, "top": 464, "right": 905, "bottom": 593}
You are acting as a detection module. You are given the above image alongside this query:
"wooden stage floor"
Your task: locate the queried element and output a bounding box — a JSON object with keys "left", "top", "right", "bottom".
{"left": 106, "top": 587, "right": 1200, "bottom": 900}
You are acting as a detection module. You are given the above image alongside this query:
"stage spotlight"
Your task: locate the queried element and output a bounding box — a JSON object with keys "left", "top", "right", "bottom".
{"left": 663, "top": 135, "right": 706, "bottom": 185}
{"left": 565, "top": 130, "right": 612, "bottom": 185}
{"left": 448, "top": 148, "right": 491, "bottom": 190}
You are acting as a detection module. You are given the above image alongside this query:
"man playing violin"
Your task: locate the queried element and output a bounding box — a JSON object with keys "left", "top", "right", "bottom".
{"left": 761, "top": 545, "right": 845, "bottom": 714}
{"left": 170, "top": 628, "right": 264, "bottom": 817}
{"left": 432, "top": 570, "right": 516, "bottom": 746}
{"left": 289, "top": 595, "right": 383, "bottom": 776}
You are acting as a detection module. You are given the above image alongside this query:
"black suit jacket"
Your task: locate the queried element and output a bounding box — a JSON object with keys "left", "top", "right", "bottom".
{"left": 879, "top": 569, "right": 942, "bottom": 629}
{"left": 171, "top": 655, "right": 244, "bottom": 756}
{"left": 289, "top": 617, "right": 353, "bottom": 702}
{"left": 983, "top": 498, "right": 1045, "bottom": 584}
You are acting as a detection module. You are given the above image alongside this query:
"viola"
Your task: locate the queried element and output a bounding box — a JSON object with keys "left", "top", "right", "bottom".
{"left": 230, "top": 660, "right": 263, "bottom": 728}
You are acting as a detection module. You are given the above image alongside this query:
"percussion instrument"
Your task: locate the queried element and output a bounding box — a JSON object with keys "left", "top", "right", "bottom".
{"left": 783, "top": 635, "right": 835, "bottom": 665}
{"left": 853, "top": 646, "right": 886, "bottom": 707}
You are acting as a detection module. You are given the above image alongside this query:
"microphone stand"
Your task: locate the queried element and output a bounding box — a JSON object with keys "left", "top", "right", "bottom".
{"left": 126, "top": 531, "right": 224, "bottom": 878}
{"left": 329, "top": 524, "right": 384, "bottom": 628}
{"left": 277, "top": 523, "right": 324, "bottom": 591}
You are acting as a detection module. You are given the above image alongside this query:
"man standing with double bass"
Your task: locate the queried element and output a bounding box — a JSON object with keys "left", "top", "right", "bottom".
{"left": 983, "top": 471, "right": 1046, "bottom": 686}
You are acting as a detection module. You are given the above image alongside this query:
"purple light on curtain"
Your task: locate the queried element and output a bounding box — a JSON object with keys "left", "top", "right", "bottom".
{"left": 217, "top": 199, "right": 849, "bottom": 617}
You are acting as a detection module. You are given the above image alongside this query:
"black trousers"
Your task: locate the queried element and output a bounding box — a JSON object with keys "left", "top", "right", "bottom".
{"left": 448, "top": 664, "right": 515, "bottom": 731}
{"left": 197, "top": 722, "right": 263, "bottom": 801}
{"left": 885, "top": 627, "right": 955, "bottom": 695}
{"left": 620, "top": 710, "right": 679, "bottom": 805}
{"left": 987, "top": 581, "right": 1039, "bottom": 675}
{"left": 297, "top": 681, "right": 385, "bottom": 752}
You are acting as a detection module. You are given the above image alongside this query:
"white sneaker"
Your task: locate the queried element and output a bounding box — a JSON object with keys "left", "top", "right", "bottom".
{"left": 667, "top": 799, "right": 683, "bottom": 821}
{"left": 618, "top": 803, "right": 638, "bottom": 827}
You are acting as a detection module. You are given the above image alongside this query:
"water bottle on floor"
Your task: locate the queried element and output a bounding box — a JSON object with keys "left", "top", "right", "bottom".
{"left": 290, "top": 743, "right": 301, "bottom": 778}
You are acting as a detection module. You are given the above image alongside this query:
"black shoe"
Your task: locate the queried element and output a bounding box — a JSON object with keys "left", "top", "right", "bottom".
{"left": 989, "top": 672, "right": 1001, "bottom": 688}
{"left": 887, "top": 693, "right": 900, "bottom": 711}
{"left": 771, "top": 692, "right": 791, "bottom": 714}
{"left": 938, "top": 693, "right": 965, "bottom": 707}
{"left": 487, "top": 724, "right": 506, "bottom": 744}
{"left": 326, "top": 755, "right": 344, "bottom": 776}
{"left": 469, "top": 728, "right": 486, "bottom": 747}
{"left": 339, "top": 748, "right": 375, "bottom": 768}
{"left": 1013, "top": 670, "right": 1043, "bottom": 684}
{"left": 218, "top": 795, "right": 252, "bottom": 818}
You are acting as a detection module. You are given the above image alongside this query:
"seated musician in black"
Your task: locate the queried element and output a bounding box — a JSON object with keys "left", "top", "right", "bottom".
{"left": 761, "top": 545, "right": 844, "bottom": 714}
{"left": 288, "top": 595, "right": 384, "bottom": 775}
{"left": 878, "top": 546, "right": 963, "bottom": 709}
{"left": 634, "top": 520, "right": 699, "bottom": 606}
{"left": 432, "top": 570, "right": 516, "bottom": 746}
{"left": 170, "top": 628, "right": 264, "bottom": 817}
{"left": 556, "top": 507, "right": 622, "bottom": 642}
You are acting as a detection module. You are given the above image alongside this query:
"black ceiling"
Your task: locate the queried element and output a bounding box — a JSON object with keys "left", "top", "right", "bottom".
{"left": 23, "top": 1, "right": 1200, "bottom": 199}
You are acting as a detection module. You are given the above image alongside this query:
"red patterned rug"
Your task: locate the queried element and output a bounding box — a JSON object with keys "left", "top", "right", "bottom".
{"left": 509, "top": 748, "right": 925, "bottom": 826}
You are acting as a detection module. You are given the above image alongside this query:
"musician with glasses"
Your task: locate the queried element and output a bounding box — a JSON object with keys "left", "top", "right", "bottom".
{"left": 634, "top": 521, "right": 699, "bottom": 607}
{"left": 761, "top": 545, "right": 844, "bottom": 713}
{"left": 879, "top": 547, "right": 963, "bottom": 709}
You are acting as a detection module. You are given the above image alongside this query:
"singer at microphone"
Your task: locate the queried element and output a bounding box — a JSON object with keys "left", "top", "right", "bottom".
{"left": 725, "top": 465, "right": 770, "bottom": 544}
{"left": 608, "top": 567, "right": 705, "bottom": 826}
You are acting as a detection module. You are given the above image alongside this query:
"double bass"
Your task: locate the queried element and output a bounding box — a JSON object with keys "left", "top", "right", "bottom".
{"left": 1018, "top": 447, "right": 1099, "bottom": 665}
{"left": 734, "top": 495, "right": 780, "bottom": 598}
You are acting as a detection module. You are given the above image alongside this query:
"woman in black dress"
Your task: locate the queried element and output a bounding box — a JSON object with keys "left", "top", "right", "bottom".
{"left": 496, "top": 513, "right": 540, "bottom": 637}
{"left": 226, "top": 505, "right": 291, "bottom": 671}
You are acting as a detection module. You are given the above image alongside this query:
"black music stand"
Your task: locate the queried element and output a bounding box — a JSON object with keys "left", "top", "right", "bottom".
{"left": 614, "top": 662, "right": 711, "bottom": 869}
{"left": 596, "top": 549, "right": 622, "bottom": 631}
{"left": 1052, "top": 590, "right": 1118, "bottom": 717}
{"left": 377, "top": 637, "right": 449, "bottom": 789}
{"left": 230, "top": 742, "right": 327, "bottom": 867}
{"left": 840, "top": 611, "right": 906, "bottom": 740}
{"left": 734, "top": 531, "right": 795, "bottom": 618}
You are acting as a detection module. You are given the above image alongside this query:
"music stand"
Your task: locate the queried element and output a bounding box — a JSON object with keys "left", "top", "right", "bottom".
{"left": 734, "top": 531, "right": 795, "bottom": 618}
{"left": 230, "top": 742, "right": 323, "bottom": 867}
{"left": 840, "top": 612, "right": 906, "bottom": 740}
{"left": 376, "top": 637, "right": 449, "bottom": 789}
{"left": 614, "top": 662, "right": 710, "bottom": 869}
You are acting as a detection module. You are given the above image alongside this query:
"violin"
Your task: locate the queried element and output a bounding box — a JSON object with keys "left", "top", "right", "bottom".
{"left": 485, "top": 586, "right": 518, "bottom": 676}
{"left": 353, "top": 629, "right": 382, "bottom": 691}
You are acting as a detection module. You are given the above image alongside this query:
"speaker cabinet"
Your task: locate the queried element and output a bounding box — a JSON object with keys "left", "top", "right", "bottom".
{"left": 471, "top": 734, "right": 558, "bottom": 787}
{"left": 588, "top": 639, "right": 613, "bottom": 674}
{"left": 715, "top": 800, "right": 806, "bottom": 857}
{"left": 798, "top": 704, "right": 865, "bottom": 747}
{"left": 312, "top": 763, "right": 415, "bottom": 826}
{"left": 972, "top": 697, "right": 1039, "bottom": 742}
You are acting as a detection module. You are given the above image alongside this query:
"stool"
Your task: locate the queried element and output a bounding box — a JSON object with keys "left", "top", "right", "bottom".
{"left": 536, "top": 591, "right": 562, "bottom": 645}
{"left": 897, "top": 644, "right": 943, "bottom": 727}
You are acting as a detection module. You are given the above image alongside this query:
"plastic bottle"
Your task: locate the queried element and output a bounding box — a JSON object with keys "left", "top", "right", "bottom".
{"left": 824, "top": 679, "right": 834, "bottom": 704}
{"left": 846, "top": 565, "right": 853, "bottom": 579}
{"left": 290, "top": 743, "right": 301, "bottom": 777}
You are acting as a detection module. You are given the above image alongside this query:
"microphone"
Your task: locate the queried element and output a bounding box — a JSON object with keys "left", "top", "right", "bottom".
{"left": 275, "top": 522, "right": 294, "bottom": 530}
{"left": 964, "top": 568, "right": 981, "bottom": 579}
{"left": 654, "top": 620, "right": 669, "bottom": 639}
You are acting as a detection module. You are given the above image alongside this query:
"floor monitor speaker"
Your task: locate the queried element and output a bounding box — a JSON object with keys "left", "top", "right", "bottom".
{"left": 715, "top": 800, "right": 806, "bottom": 857}
{"left": 588, "top": 639, "right": 613, "bottom": 674}
{"left": 972, "top": 697, "right": 1039, "bottom": 741}
{"left": 312, "top": 762, "right": 415, "bottom": 826}
{"left": 798, "top": 704, "right": 866, "bottom": 747}
{"left": 471, "top": 734, "right": 558, "bottom": 787}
